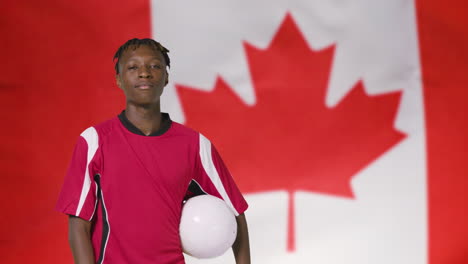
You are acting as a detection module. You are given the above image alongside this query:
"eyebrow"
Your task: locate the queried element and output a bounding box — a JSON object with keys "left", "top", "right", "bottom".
{"left": 125, "top": 57, "right": 163, "bottom": 63}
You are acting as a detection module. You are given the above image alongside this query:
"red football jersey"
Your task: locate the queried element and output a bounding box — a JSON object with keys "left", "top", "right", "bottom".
{"left": 55, "top": 112, "right": 248, "bottom": 264}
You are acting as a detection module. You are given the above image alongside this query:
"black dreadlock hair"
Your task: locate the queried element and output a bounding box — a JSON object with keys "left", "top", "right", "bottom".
{"left": 113, "top": 38, "right": 170, "bottom": 74}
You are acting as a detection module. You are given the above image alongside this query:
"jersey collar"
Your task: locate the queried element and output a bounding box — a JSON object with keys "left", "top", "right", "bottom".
{"left": 118, "top": 110, "right": 172, "bottom": 136}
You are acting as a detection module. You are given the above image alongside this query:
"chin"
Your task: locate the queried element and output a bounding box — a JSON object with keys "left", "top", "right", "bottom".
{"left": 129, "top": 98, "right": 161, "bottom": 108}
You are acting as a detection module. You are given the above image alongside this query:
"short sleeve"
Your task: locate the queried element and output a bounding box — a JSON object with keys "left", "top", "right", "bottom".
{"left": 192, "top": 133, "right": 248, "bottom": 216}
{"left": 55, "top": 127, "right": 100, "bottom": 221}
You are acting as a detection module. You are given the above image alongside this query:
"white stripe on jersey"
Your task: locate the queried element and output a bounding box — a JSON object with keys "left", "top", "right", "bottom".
{"left": 199, "top": 133, "right": 239, "bottom": 216}
{"left": 76, "top": 127, "right": 99, "bottom": 218}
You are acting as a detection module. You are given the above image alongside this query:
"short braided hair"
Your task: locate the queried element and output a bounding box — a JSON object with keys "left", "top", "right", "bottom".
{"left": 113, "top": 38, "right": 170, "bottom": 74}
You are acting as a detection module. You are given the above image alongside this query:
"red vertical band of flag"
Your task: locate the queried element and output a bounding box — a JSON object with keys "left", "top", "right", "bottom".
{"left": 0, "top": 1, "right": 151, "bottom": 263}
{"left": 417, "top": 1, "right": 468, "bottom": 263}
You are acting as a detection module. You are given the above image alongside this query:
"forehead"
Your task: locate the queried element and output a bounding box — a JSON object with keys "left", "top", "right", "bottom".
{"left": 120, "top": 45, "right": 165, "bottom": 63}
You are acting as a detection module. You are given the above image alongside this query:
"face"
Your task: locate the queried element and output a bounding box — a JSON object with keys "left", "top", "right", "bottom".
{"left": 116, "top": 45, "right": 169, "bottom": 106}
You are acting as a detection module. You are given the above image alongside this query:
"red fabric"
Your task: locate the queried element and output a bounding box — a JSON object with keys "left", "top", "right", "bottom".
{"left": 56, "top": 135, "right": 95, "bottom": 219}
{"left": 0, "top": 0, "right": 151, "bottom": 262}
{"left": 54, "top": 117, "right": 247, "bottom": 263}
{"left": 417, "top": 1, "right": 468, "bottom": 263}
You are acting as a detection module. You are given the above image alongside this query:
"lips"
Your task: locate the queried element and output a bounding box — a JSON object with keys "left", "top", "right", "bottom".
{"left": 135, "top": 83, "right": 153, "bottom": 89}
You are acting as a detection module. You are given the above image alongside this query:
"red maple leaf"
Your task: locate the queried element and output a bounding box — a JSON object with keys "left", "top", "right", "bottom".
{"left": 176, "top": 14, "right": 406, "bottom": 252}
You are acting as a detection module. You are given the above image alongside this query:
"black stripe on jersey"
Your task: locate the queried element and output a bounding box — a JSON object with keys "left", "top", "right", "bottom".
{"left": 94, "top": 174, "right": 110, "bottom": 264}
{"left": 188, "top": 179, "right": 208, "bottom": 196}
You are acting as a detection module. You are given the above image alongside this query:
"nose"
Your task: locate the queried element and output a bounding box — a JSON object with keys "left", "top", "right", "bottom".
{"left": 138, "top": 66, "right": 152, "bottom": 78}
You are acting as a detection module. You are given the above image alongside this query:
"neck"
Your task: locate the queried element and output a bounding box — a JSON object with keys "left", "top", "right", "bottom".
{"left": 125, "top": 102, "right": 162, "bottom": 136}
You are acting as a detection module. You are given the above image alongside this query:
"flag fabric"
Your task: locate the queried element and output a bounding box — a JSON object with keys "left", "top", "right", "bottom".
{"left": 418, "top": 1, "right": 468, "bottom": 263}
{"left": 0, "top": 0, "right": 467, "bottom": 263}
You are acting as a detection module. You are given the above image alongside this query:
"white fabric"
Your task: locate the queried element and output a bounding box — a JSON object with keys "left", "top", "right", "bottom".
{"left": 198, "top": 134, "right": 239, "bottom": 216}
{"left": 76, "top": 127, "right": 99, "bottom": 217}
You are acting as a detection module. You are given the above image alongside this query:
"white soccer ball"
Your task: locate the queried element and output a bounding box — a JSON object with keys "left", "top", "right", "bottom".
{"left": 180, "top": 195, "right": 238, "bottom": 259}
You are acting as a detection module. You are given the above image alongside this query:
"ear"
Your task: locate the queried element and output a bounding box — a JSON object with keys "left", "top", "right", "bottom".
{"left": 165, "top": 70, "right": 169, "bottom": 86}
{"left": 116, "top": 74, "right": 123, "bottom": 89}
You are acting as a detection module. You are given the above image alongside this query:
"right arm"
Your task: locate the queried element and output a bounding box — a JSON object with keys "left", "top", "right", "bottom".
{"left": 68, "top": 215, "right": 95, "bottom": 264}
{"left": 55, "top": 132, "right": 100, "bottom": 263}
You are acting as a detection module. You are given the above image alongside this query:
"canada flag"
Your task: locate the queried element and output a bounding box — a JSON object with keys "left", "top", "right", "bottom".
{"left": 1, "top": 0, "right": 466, "bottom": 264}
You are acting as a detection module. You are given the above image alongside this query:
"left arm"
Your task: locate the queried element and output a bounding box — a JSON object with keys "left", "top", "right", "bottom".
{"left": 232, "top": 213, "right": 250, "bottom": 264}
{"left": 193, "top": 137, "right": 250, "bottom": 262}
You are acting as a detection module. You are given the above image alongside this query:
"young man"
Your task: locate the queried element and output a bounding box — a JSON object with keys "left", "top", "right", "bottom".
{"left": 56, "top": 38, "right": 250, "bottom": 264}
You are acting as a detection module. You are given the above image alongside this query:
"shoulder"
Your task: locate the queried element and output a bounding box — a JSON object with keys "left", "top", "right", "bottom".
{"left": 78, "top": 116, "right": 120, "bottom": 144}
{"left": 172, "top": 121, "right": 216, "bottom": 149}
{"left": 168, "top": 121, "right": 213, "bottom": 147}
{"left": 169, "top": 121, "right": 200, "bottom": 138}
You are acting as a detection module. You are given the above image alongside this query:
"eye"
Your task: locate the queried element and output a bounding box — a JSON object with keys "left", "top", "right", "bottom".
{"left": 128, "top": 66, "right": 137, "bottom": 70}
{"left": 150, "top": 64, "right": 162, "bottom": 69}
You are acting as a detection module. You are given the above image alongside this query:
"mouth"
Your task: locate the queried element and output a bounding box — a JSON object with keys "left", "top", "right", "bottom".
{"left": 135, "top": 83, "right": 153, "bottom": 89}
